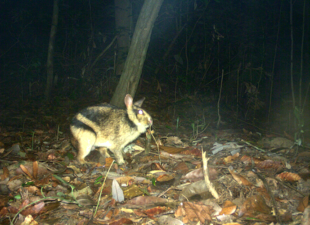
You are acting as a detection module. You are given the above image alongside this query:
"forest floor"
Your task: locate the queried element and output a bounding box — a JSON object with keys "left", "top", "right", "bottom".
{"left": 0, "top": 91, "right": 310, "bottom": 225}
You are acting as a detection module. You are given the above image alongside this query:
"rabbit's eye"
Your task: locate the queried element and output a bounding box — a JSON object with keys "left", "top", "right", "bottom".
{"left": 138, "top": 110, "right": 143, "bottom": 115}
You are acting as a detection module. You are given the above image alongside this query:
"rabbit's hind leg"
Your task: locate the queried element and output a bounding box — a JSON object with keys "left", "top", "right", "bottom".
{"left": 75, "top": 130, "right": 96, "bottom": 164}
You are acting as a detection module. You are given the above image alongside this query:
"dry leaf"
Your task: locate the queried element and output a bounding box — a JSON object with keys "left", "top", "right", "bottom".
{"left": 256, "top": 160, "right": 283, "bottom": 170}
{"left": 34, "top": 129, "right": 44, "bottom": 135}
{"left": 276, "top": 172, "right": 301, "bottom": 182}
{"left": 219, "top": 201, "right": 237, "bottom": 215}
{"left": 21, "top": 214, "right": 38, "bottom": 225}
{"left": 256, "top": 187, "right": 270, "bottom": 200}
{"left": 160, "top": 145, "right": 186, "bottom": 154}
{"left": 108, "top": 218, "right": 133, "bottom": 224}
{"left": 211, "top": 142, "right": 243, "bottom": 155}
{"left": 123, "top": 185, "right": 144, "bottom": 199}
{"left": 24, "top": 186, "right": 41, "bottom": 196}
{"left": 115, "top": 176, "right": 134, "bottom": 187}
{"left": 134, "top": 209, "right": 147, "bottom": 217}
{"left": 33, "top": 161, "right": 38, "bottom": 179}
{"left": 239, "top": 195, "right": 271, "bottom": 216}
{"left": 157, "top": 174, "right": 175, "bottom": 182}
{"left": 104, "top": 210, "right": 113, "bottom": 220}
{"left": 158, "top": 215, "right": 183, "bottom": 225}
{"left": 112, "top": 179, "right": 124, "bottom": 202}
{"left": 126, "top": 196, "right": 167, "bottom": 206}
{"left": 297, "top": 195, "right": 309, "bottom": 212}
{"left": 240, "top": 156, "right": 284, "bottom": 170}
{"left": 224, "top": 153, "right": 239, "bottom": 164}
{"left": 105, "top": 157, "right": 114, "bottom": 167}
{"left": 175, "top": 202, "right": 212, "bottom": 223}
{"left": 179, "top": 180, "right": 214, "bottom": 201}
{"left": 240, "top": 155, "right": 261, "bottom": 165}
{"left": 20, "top": 165, "right": 34, "bottom": 180}
{"left": 296, "top": 152, "right": 310, "bottom": 162}
{"left": 160, "top": 151, "right": 193, "bottom": 161}
{"left": 180, "top": 148, "right": 201, "bottom": 157}
{"left": 254, "top": 213, "right": 277, "bottom": 222}
{"left": 1, "top": 167, "right": 9, "bottom": 180}
{"left": 143, "top": 206, "right": 169, "bottom": 217}
{"left": 34, "top": 175, "right": 51, "bottom": 187}
{"left": 173, "top": 162, "right": 189, "bottom": 174}
{"left": 0, "top": 207, "right": 9, "bottom": 217}
{"left": 16, "top": 164, "right": 50, "bottom": 178}
{"left": 9, "top": 200, "right": 45, "bottom": 216}
{"left": 151, "top": 162, "right": 167, "bottom": 171}
{"left": 181, "top": 167, "right": 218, "bottom": 182}
{"left": 228, "top": 168, "right": 253, "bottom": 187}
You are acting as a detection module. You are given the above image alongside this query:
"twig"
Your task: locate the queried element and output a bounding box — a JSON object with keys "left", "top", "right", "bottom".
{"left": 11, "top": 196, "right": 61, "bottom": 225}
{"left": 11, "top": 180, "right": 78, "bottom": 225}
{"left": 158, "top": 186, "right": 174, "bottom": 198}
{"left": 241, "top": 139, "right": 266, "bottom": 152}
{"left": 275, "top": 178, "right": 305, "bottom": 197}
{"left": 151, "top": 132, "right": 161, "bottom": 164}
{"left": 94, "top": 160, "right": 115, "bottom": 217}
{"left": 216, "top": 70, "right": 224, "bottom": 129}
{"left": 252, "top": 169, "right": 281, "bottom": 224}
{"left": 145, "top": 128, "right": 152, "bottom": 155}
{"left": 90, "top": 36, "right": 117, "bottom": 70}
{"left": 202, "top": 150, "right": 219, "bottom": 199}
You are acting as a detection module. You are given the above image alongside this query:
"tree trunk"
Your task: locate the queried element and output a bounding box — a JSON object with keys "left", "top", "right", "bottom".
{"left": 45, "top": 0, "right": 59, "bottom": 101}
{"left": 114, "top": 0, "right": 132, "bottom": 76}
{"left": 110, "top": 0, "right": 164, "bottom": 107}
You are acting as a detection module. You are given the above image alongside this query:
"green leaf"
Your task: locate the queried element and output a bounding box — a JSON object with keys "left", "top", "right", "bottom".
{"left": 22, "top": 181, "right": 34, "bottom": 187}
{"left": 151, "top": 178, "right": 156, "bottom": 186}
{"left": 295, "top": 139, "right": 302, "bottom": 146}
{"left": 95, "top": 176, "right": 103, "bottom": 185}
{"left": 191, "top": 123, "right": 195, "bottom": 130}
{"left": 14, "top": 195, "right": 21, "bottom": 200}
{"left": 165, "top": 125, "right": 172, "bottom": 130}
{"left": 66, "top": 152, "right": 74, "bottom": 160}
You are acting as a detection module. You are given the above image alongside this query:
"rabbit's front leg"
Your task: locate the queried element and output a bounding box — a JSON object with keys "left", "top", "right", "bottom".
{"left": 110, "top": 146, "right": 125, "bottom": 165}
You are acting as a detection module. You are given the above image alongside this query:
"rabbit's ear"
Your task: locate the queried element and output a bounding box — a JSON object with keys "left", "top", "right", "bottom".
{"left": 124, "top": 94, "right": 133, "bottom": 108}
{"left": 133, "top": 97, "right": 145, "bottom": 107}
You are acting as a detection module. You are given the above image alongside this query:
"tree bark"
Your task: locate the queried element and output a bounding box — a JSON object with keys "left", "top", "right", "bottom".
{"left": 114, "top": 0, "right": 132, "bottom": 76}
{"left": 110, "top": 0, "right": 164, "bottom": 107}
{"left": 45, "top": 0, "right": 59, "bottom": 101}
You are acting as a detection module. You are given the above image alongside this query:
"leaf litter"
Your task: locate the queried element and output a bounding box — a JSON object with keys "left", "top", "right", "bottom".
{"left": 0, "top": 95, "right": 309, "bottom": 224}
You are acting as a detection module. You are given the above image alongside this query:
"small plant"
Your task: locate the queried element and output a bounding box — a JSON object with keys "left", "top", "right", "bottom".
{"left": 190, "top": 117, "right": 209, "bottom": 143}
{"left": 31, "top": 131, "right": 35, "bottom": 151}
{"left": 176, "top": 117, "right": 180, "bottom": 135}
{"left": 293, "top": 106, "right": 304, "bottom": 147}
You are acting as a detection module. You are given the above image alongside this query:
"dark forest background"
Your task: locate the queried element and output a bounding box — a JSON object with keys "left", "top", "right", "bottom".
{"left": 0, "top": 0, "right": 309, "bottom": 135}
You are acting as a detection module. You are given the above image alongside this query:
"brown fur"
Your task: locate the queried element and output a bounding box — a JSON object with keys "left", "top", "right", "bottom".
{"left": 70, "top": 94, "right": 152, "bottom": 165}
